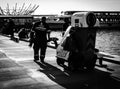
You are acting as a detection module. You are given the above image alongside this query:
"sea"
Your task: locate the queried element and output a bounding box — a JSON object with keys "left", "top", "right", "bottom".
{"left": 96, "top": 29, "right": 120, "bottom": 56}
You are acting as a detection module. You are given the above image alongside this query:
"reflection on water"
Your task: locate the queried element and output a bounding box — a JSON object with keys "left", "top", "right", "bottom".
{"left": 96, "top": 29, "right": 120, "bottom": 56}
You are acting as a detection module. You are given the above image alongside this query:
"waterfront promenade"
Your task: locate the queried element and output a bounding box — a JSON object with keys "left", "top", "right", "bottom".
{"left": 0, "top": 34, "right": 120, "bottom": 89}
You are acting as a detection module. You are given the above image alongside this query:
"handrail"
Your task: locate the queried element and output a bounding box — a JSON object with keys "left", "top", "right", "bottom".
{"left": 96, "top": 51, "right": 120, "bottom": 66}
{"left": 98, "top": 57, "right": 120, "bottom": 65}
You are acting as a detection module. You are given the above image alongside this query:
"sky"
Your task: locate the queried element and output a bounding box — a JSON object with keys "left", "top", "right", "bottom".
{"left": 0, "top": 0, "right": 120, "bottom": 15}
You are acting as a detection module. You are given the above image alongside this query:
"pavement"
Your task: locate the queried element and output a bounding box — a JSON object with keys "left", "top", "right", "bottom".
{"left": 0, "top": 35, "right": 120, "bottom": 89}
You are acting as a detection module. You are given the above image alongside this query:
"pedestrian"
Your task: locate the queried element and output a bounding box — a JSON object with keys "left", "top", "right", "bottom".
{"left": 62, "top": 18, "right": 70, "bottom": 36}
{"left": 8, "top": 18, "right": 15, "bottom": 39}
{"left": 29, "top": 17, "right": 49, "bottom": 63}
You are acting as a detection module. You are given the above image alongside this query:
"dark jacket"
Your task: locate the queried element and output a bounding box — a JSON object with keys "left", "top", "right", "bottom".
{"left": 29, "top": 21, "right": 49, "bottom": 45}
{"left": 8, "top": 20, "right": 15, "bottom": 35}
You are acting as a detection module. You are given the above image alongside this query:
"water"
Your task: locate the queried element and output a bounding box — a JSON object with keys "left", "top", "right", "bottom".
{"left": 51, "top": 29, "right": 120, "bottom": 56}
{"left": 96, "top": 29, "right": 120, "bottom": 56}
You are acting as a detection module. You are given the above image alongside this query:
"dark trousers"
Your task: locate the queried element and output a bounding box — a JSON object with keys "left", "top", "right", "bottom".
{"left": 33, "top": 42, "right": 47, "bottom": 60}
{"left": 10, "top": 31, "right": 14, "bottom": 39}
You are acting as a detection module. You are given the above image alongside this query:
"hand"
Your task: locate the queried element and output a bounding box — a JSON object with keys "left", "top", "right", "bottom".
{"left": 28, "top": 43, "right": 32, "bottom": 48}
{"left": 47, "top": 30, "right": 51, "bottom": 32}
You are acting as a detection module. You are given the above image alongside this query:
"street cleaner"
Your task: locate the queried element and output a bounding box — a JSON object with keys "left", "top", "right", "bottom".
{"left": 29, "top": 17, "right": 49, "bottom": 63}
{"left": 56, "top": 12, "right": 99, "bottom": 71}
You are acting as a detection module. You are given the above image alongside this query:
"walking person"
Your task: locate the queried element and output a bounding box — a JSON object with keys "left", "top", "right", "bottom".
{"left": 29, "top": 17, "right": 49, "bottom": 63}
{"left": 62, "top": 18, "right": 70, "bottom": 36}
{"left": 8, "top": 18, "right": 15, "bottom": 39}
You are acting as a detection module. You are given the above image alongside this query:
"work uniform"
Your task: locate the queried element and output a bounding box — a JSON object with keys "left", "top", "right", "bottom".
{"left": 8, "top": 19, "right": 15, "bottom": 39}
{"left": 30, "top": 20, "right": 49, "bottom": 62}
{"left": 62, "top": 18, "right": 70, "bottom": 36}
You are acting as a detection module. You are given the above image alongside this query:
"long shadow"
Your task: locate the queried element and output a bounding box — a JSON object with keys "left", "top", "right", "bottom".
{"left": 35, "top": 61, "right": 120, "bottom": 89}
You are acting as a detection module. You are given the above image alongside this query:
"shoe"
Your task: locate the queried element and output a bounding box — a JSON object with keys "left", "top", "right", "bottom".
{"left": 41, "top": 59, "right": 45, "bottom": 63}
{"left": 40, "top": 58, "right": 45, "bottom": 63}
{"left": 34, "top": 58, "right": 39, "bottom": 62}
{"left": 34, "top": 60, "right": 40, "bottom": 63}
{"left": 40, "top": 55, "right": 45, "bottom": 63}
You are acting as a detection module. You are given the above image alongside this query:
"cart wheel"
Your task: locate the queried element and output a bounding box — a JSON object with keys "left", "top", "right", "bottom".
{"left": 68, "top": 59, "right": 75, "bottom": 71}
{"left": 86, "top": 54, "right": 97, "bottom": 70}
{"left": 56, "top": 58, "right": 65, "bottom": 65}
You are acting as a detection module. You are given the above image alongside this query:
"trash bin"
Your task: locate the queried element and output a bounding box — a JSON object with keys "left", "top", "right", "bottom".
{"left": 56, "top": 12, "right": 99, "bottom": 71}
